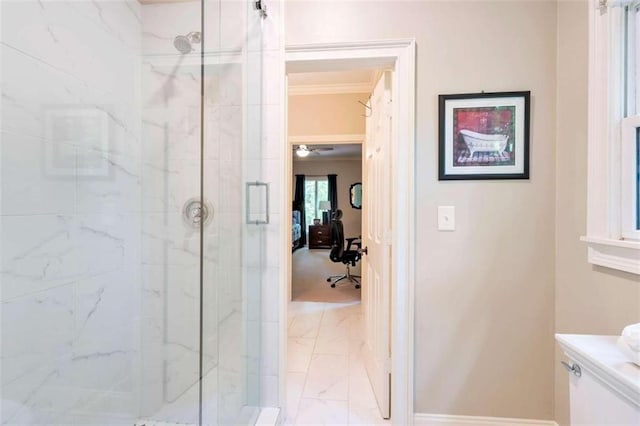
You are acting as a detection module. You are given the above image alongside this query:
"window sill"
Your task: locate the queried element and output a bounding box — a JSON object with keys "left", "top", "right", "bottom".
{"left": 580, "top": 236, "right": 640, "bottom": 275}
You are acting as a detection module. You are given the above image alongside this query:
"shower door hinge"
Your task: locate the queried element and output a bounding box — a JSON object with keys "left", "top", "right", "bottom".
{"left": 254, "top": 0, "right": 268, "bottom": 19}
{"left": 598, "top": 0, "right": 608, "bottom": 13}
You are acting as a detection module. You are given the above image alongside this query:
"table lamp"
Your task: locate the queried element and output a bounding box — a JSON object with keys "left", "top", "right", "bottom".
{"left": 318, "top": 200, "right": 332, "bottom": 224}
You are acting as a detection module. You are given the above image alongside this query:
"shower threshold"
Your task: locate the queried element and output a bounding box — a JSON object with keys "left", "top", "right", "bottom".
{"left": 135, "top": 406, "right": 277, "bottom": 426}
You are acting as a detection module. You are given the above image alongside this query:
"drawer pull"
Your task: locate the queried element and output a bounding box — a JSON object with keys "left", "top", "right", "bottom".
{"left": 561, "top": 361, "right": 581, "bottom": 377}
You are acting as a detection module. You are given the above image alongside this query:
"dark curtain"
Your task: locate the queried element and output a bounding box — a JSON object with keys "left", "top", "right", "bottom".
{"left": 327, "top": 174, "right": 338, "bottom": 219}
{"left": 294, "top": 174, "right": 307, "bottom": 245}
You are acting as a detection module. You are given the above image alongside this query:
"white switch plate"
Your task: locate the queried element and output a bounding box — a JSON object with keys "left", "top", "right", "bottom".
{"left": 438, "top": 206, "right": 455, "bottom": 231}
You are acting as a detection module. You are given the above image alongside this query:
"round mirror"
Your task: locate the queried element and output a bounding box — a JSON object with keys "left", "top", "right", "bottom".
{"left": 350, "top": 182, "right": 362, "bottom": 209}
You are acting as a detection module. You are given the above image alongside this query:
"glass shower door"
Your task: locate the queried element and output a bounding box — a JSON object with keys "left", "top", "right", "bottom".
{"left": 201, "top": 1, "right": 266, "bottom": 424}
{"left": 138, "top": 1, "right": 206, "bottom": 423}
{"left": 139, "top": 0, "right": 266, "bottom": 424}
{"left": 1, "top": 0, "right": 266, "bottom": 424}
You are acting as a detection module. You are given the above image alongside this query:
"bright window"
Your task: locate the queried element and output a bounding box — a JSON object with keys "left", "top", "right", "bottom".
{"left": 304, "top": 177, "right": 328, "bottom": 230}
{"left": 622, "top": 116, "right": 640, "bottom": 239}
{"left": 583, "top": 0, "right": 640, "bottom": 274}
{"left": 622, "top": 2, "right": 640, "bottom": 240}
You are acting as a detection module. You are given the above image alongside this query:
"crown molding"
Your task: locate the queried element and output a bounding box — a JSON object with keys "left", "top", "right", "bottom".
{"left": 289, "top": 134, "right": 365, "bottom": 145}
{"left": 293, "top": 155, "right": 361, "bottom": 162}
{"left": 286, "top": 38, "right": 416, "bottom": 54}
{"left": 288, "top": 82, "right": 374, "bottom": 96}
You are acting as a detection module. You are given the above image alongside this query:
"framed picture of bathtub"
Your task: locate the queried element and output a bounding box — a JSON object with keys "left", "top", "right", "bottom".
{"left": 438, "top": 91, "right": 530, "bottom": 180}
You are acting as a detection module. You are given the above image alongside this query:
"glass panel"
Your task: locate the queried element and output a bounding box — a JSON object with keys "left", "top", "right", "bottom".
{"left": 635, "top": 127, "right": 640, "bottom": 230}
{"left": 138, "top": 0, "right": 204, "bottom": 423}
{"left": 0, "top": 0, "right": 148, "bottom": 423}
{"left": 1, "top": 0, "right": 264, "bottom": 424}
{"left": 635, "top": 3, "right": 639, "bottom": 111}
{"left": 305, "top": 177, "right": 329, "bottom": 228}
{"left": 305, "top": 180, "right": 319, "bottom": 227}
{"left": 625, "top": 1, "right": 639, "bottom": 116}
{"left": 201, "top": 0, "right": 264, "bottom": 423}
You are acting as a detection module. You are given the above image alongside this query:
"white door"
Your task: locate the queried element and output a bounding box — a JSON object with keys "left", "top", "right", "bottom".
{"left": 361, "top": 70, "right": 392, "bottom": 419}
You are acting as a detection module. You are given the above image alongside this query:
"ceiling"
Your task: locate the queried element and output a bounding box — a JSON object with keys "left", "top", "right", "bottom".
{"left": 293, "top": 144, "right": 362, "bottom": 160}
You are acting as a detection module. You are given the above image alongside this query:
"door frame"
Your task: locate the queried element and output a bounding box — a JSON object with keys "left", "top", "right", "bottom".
{"left": 279, "top": 39, "right": 416, "bottom": 425}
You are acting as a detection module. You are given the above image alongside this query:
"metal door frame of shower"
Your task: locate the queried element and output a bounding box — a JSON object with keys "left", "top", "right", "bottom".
{"left": 279, "top": 39, "right": 417, "bottom": 426}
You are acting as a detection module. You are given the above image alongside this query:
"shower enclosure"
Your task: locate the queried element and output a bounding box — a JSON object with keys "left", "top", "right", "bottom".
{"left": 0, "top": 0, "right": 270, "bottom": 424}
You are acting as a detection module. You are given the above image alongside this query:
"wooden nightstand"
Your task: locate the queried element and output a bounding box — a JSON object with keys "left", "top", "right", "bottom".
{"left": 308, "top": 224, "right": 332, "bottom": 249}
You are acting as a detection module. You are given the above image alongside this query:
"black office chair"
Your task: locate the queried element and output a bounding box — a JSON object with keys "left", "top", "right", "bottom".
{"left": 326, "top": 210, "right": 362, "bottom": 289}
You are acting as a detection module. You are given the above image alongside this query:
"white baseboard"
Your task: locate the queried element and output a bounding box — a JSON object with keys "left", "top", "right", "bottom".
{"left": 414, "top": 413, "right": 559, "bottom": 426}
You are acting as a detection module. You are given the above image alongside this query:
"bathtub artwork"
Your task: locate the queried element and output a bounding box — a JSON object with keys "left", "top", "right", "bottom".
{"left": 438, "top": 91, "right": 530, "bottom": 180}
{"left": 459, "top": 129, "right": 511, "bottom": 162}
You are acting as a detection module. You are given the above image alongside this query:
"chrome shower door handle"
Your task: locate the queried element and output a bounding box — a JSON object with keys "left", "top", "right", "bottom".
{"left": 246, "top": 181, "right": 269, "bottom": 225}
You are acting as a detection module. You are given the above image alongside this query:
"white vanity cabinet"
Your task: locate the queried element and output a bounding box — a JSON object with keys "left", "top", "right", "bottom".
{"left": 556, "top": 334, "right": 640, "bottom": 426}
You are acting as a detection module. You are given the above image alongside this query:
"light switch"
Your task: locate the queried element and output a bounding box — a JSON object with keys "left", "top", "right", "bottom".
{"left": 438, "top": 206, "right": 455, "bottom": 231}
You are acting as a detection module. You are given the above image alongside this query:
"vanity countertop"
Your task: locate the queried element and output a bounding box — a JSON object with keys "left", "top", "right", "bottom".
{"left": 556, "top": 334, "right": 640, "bottom": 407}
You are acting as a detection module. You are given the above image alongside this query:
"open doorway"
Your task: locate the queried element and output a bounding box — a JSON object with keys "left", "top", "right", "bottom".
{"left": 281, "top": 39, "right": 416, "bottom": 426}
{"left": 288, "top": 70, "right": 373, "bottom": 305}
{"left": 285, "top": 69, "right": 390, "bottom": 424}
{"left": 291, "top": 141, "right": 363, "bottom": 302}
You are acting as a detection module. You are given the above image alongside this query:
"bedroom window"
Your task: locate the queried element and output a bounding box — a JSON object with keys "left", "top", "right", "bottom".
{"left": 622, "top": 118, "right": 640, "bottom": 240}
{"left": 583, "top": 0, "right": 640, "bottom": 274}
{"left": 304, "top": 177, "right": 328, "bottom": 229}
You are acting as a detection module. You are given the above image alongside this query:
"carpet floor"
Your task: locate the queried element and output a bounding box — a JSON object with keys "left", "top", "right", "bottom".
{"left": 291, "top": 247, "right": 361, "bottom": 303}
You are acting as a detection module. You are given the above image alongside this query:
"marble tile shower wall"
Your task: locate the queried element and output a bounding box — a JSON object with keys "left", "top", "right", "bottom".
{"left": 1, "top": 1, "right": 143, "bottom": 424}
{"left": 1, "top": 0, "right": 282, "bottom": 424}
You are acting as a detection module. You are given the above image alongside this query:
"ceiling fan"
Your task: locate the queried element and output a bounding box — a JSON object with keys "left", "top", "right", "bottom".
{"left": 294, "top": 144, "right": 334, "bottom": 157}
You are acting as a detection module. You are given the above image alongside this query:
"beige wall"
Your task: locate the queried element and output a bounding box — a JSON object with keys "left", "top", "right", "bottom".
{"left": 288, "top": 93, "right": 368, "bottom": 136}
{"left": 293, "top": 159, "right": 363, "bottom": 238}
{"left": 554, "top": 2, "right": 640, "bottom": 425}
{"left": 287, "top": 0, "right": 557, "bottom": 420}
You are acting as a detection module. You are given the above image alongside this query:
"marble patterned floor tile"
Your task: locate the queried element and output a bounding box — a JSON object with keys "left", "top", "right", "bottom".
{"left": 324, "top": 301, "right": 362, "bottom": 317}
{"left": 318, "top": 314, "right": 353, "bottom": 337}
{"left": 288, "top": 338, "right": 316, "bottom": 373}
{"left": 287, "top": 301, "right": 388, "bottom": 426}
{"left": 314, "top": 331, "right": 349, "bottom": 356}
{"left": 348, "top": 357, "right": 377, "bottom": 407}
{"left": 289, "top": 301, "right": 327, "bottom": 316}
{"left": 288, "top": 311, "right": 323, "bottom": 339}
{"left": 348, "top": 402, "right": 390, "bottom": 426}
{"left": 302, "top": 354, "right": 349, "bottom": 401}
{"left": 285, "top": 371, "right": 307, "bottom": 424}
{"left": 294, "top": 398, "right": 348, "bottom": 426}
